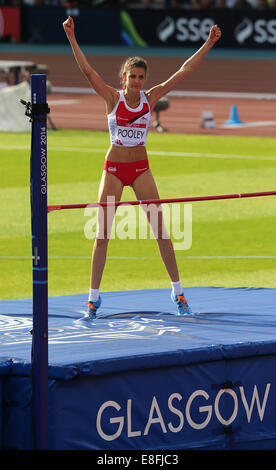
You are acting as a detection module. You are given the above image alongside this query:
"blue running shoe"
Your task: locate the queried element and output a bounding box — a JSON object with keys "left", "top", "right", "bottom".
{"left": 171, "top": 291, "right": 192, "bottom": 315}
{"left": 84, "top": 296, "right": 101, "bottom": 319}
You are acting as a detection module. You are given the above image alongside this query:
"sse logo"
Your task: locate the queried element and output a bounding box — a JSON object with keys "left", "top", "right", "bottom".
{"left": 235, "top": 17, "right": 276, "bottom": 44}
{"left": 157, "top": 16, "right": 214, "bottom": 43}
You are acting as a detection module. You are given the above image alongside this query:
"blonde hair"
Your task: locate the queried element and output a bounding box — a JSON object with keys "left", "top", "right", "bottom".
{"left": 119, "top": 56, "right": 148, "bottom": 88}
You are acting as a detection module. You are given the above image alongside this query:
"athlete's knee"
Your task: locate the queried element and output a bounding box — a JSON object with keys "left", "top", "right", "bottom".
{"left": 149, "top": 210, "right": 169, "bottom": 240}
{"left": 94, "top": 235, "right": 110, "bottom": 248}
{"left": 96, "top": 220, "right": 113, "bottom": 240}
{"left": 155, "top": 225, "right": 170, "bottom": 241}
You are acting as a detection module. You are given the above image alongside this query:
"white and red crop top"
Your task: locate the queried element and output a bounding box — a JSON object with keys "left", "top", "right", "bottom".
{"left": 107, "top": 90, "right": 151, "bottom": 147}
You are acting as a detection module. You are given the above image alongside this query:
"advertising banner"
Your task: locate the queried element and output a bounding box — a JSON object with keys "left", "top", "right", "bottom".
{"left": 0, "top": 7, "right": 20, "bottom": 43}
{"left": 22, "top": 6, "right": 121, "bottom": 44}
{"left": 21, "top": 6, "right": 276, "bottom": 49}
{"left": 124, "top": 9, "right": 276, "bottom": 49}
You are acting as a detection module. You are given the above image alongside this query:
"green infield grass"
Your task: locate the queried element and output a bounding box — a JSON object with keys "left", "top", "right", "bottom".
{"left": 1, "top": 129, "right": 276, "bottom": 300}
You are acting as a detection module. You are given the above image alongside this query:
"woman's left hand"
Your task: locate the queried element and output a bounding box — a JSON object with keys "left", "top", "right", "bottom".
{"left": 209, "top": 24, "right": 222, "bottom": 44}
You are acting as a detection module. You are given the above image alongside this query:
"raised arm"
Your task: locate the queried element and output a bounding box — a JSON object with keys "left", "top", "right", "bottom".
{"left": 146, "top": 24, "right": 221, "bottom": 109}
{"left": 62, "top": 16, "right": 118, "bottom": 110}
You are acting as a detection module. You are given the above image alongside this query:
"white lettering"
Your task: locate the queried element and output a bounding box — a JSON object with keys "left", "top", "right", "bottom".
{"left": 189, "top": 18, "right": 200, "bottom": 42}
{"left": 186, "top": 390, "right": 212, "bottom": 430}
{"left": 96, "top": 384, "right": 271, "bottom": 441}
{"left": 254, "top": 19, "right": 267, "bottom": 44}
{"left": 214, "top": 389, "right": 238, "bottom": 425}
{"left": 168, "top": 393, "right": 184, "bottom": 433}
{"left": 83, "top": 207, "right": 98, "bottom": 240}
{"left": 144, "top": 396, "right": 167, "bottom": 435}
{"left": 172, "top": 203, "right": 192, "bottom": 251}
{"left": 96, "top": 400, "right": 124, "bottom": 441}
{"left": 201, "top": 18, "right": 214, "bottom": 40}
{"left": 267, "top": 20, "right": 276, "bottom": 43}
{"left": 40, "top": 133, "right": 47, "bottom": 195}
{"left": 240, "top": 383, "right": 271, "bottom": 422}
{"left": 176, "top": 18, "right": 188, "bottom": 41}
{"left": 97, "top": 455, "right": 132, "bottom": 467}
{"left": 175, "top": 17, "right": 214, "bottom": 42}
{"left": 116, "top": 206, "right": 137, "bottom": 240}
{"left": 127, "top": 399, "right": 141, "bottom": 437}
{"left": 253, "top": 19, "right": 276, "bottom": 44}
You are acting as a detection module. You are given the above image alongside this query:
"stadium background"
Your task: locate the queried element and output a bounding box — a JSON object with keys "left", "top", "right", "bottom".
{"left": 0, "top": 3, "right": 276, "bottom": 137}
{"left": 1, "top": 2, "right": 276, "bottom": 452}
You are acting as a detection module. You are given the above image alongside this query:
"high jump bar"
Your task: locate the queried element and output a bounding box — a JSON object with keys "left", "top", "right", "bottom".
{"left": 47, "top": 190, "right": 276, "bottom": 213}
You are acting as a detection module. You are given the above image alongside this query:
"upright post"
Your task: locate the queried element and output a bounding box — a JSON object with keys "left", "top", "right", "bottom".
{"left": 30, "top": 74, "right": 48, "bottom": 450}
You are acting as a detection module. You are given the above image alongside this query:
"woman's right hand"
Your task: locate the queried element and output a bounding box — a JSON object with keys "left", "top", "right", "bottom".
{"left": 63, "top": 16, "right": 75, "bottom": 38}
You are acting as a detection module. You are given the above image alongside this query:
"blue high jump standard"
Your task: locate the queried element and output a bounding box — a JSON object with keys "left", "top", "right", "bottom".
{"left": 1, "top": 286, "right": 276, "bottom": 450}
{"left": 29, "top": 74, "right": 49, "bottom": 450}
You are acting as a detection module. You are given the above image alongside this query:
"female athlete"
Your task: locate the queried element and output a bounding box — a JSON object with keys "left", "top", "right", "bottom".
{"left": 63, "top": 16, "right": 221, "bottom": 319}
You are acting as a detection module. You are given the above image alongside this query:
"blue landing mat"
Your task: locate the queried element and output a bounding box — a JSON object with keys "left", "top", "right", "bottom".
{"left": 0, "top": 287, "right": 276, "bottom": 379}
{"left": 1, "top": 287, "right": 276, "bottom": 450}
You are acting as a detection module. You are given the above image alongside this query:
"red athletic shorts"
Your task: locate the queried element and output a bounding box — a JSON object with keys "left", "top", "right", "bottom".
{"left": 104, "top": 159, "right": 149, "bottom": 186}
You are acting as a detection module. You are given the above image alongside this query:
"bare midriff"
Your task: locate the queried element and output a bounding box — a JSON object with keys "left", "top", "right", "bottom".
{"left": 106, "top": 144, "right": 148, "bottom": 162}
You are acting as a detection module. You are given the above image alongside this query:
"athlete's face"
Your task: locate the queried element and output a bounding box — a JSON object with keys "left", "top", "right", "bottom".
{"left": 123, "top": 67, "right": 146, "bottom": 91}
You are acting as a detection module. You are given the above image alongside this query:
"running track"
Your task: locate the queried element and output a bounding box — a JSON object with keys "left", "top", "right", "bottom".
{"left": 1, "top": 48, "right": 276, "bottom": 137}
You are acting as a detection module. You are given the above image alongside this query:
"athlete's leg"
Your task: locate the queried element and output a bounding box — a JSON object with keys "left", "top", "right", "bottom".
{"left": 132, "top": 170, "right": 180, "bottom": 282}
{"left": 132, "top": 170, "right": 192, "bottom": 314}
{"left": 90, "top": 170, "right": 124, "bottom": 290}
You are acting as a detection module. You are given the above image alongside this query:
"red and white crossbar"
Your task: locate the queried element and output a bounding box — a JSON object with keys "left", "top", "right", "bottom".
{"left": 47, "top": 190, "right": 276, "bottom": 213}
